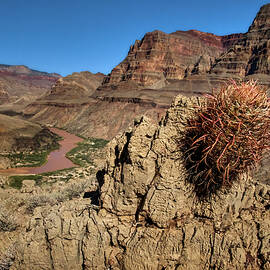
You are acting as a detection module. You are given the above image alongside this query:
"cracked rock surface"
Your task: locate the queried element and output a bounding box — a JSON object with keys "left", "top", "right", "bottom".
{"left": 12, "top": 95, "right": 270, "bottom": 269}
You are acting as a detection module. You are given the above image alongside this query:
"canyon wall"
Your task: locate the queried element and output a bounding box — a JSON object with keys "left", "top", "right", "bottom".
{"left": 101, "top": 30, "right": 241, "bottom": 89}
{"left": 24, "top": 4, "right": 270, "bottom": 140}
{"left": 210, "top": 4, "right": 270, "bottom": 83}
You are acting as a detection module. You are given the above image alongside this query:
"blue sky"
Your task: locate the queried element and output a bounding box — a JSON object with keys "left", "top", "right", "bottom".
{"left": 1, "top": 0, "right": 269, "bottom": 76}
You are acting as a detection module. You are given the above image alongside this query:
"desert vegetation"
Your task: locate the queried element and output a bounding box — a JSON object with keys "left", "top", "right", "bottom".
{"left": 24, "top": 178, "right": 94, "bottom": 214}
{"left": 1, "top": 134, "right": 107, "bottom": 190}
{"left": 66, "top": 137, "right": 108, "bottom": 168}
{"left": 0, "top": 205, "right": 18, "bottom": 232}
{"left": 3, "top": 148, "right": 58, "bottom": 168}
{"left": 182, "top": 80, "right": 270, "bottom": 198}
{"left": 0, "top": 243, "right": 16, "bottom": 270}
{"left": 0, "top": 134, "right": 61, "bottom": 169}
{"left": 8, "top": 175, "right": 43, "bottom": 189}
{"left": 0, "top": 132, "right": 108, "bottom": 266}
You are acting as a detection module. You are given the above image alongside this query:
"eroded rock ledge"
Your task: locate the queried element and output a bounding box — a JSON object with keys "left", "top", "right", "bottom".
{"left": 11, "top": 95, "right": 270, "bottom": 270}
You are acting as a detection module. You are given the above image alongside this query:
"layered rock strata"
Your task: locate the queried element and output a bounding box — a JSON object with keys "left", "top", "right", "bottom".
{"left": 45, "top": 71, "right": 104, "bottom": 100}
{"left": 101, "top": 30, "right": 241, "bottom": 89}
{"left": 23, "top": 4, "right": 270, "bottom": 140}
{"left": 12, "top": 95, "right": 270, "bottom": 269}
{"left": 24, "top": 98, "right": 164, "bottom": 139}
{"left": 210, "top": 4, "right": 270, "bottom": 83}
{"left": 0, "top": 64, "right": 61, "bottom": 102}
{"left": 158, "top": 4, "right": 270, "bottom": 96}
{"left": 102, "top": 4, "right": 270, "bottom": 92}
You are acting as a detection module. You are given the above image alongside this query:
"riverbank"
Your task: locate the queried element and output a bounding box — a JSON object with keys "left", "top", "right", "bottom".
{"left": 0, "top": 130, "right": 108, "bottom": 259}
{"left": 0, "top": 128, "right": 83, "bottom": 175}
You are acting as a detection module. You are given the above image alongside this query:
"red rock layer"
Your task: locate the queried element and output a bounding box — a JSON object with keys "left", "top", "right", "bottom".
{"left": 0, "top": 65, "right": 61, "bottom": 101}
{"left": 23, "top": 4, "right": 270, "bottom": 140}
{"left": 210, "top": 4, "right": 270, "bottom": 80}
{"left": 102, "top": 30, "right": 241, "bottom": 88}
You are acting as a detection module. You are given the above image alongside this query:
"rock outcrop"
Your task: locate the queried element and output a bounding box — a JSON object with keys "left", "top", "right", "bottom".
{"left": 12, "top": 95, "right": 270, "bottom": 269}
{"left": 44, "top": 71, "right": 104, "bottom": 100}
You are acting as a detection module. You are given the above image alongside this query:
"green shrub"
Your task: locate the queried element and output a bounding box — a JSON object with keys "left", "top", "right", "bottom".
{"left": 183, "top": 81, "right": 270, "bottom": 198}
{"left": 9, "top": 175, "right": 43, "bottom": 189}
{"left": 66, "top": 137, "right": 108, "bottom": 167}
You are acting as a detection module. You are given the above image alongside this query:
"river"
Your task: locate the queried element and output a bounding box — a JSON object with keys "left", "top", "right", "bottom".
{"left": 0, "top": 128, "right": 83, "bottom": 175}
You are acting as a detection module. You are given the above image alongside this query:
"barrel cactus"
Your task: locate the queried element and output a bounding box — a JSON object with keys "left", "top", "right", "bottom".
{"left": 183, "top": 81, "right": 270, "bottom": 198}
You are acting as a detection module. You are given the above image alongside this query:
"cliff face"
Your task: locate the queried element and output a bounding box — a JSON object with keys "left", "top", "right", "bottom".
{"left": 101, "top": 30, "right": 241, "bottom": 89}
{"left": 11, "top": 95, "right": 270, "bottom": 269}
{"left": 148, "top": 4, "right": 270, "bottom": 98}
{"left": 101, "top": 4, "right": 270, "bottom": 94}
{"left": 210, "top": 4, "right": 270, "bottom": 82}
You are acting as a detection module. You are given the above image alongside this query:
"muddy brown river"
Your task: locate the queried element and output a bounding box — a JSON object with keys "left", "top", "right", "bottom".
{"left": 0, "top": 128, "right": 83, "bottom": 175}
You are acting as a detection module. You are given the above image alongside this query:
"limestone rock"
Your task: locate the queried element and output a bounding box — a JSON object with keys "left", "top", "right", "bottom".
{"left": 12, "top": 199, "right": 111, "bottom": 270}
{"left": 12, "top": 95, "right": 270, "bottom": 269}
{"left": 100, "top": 95, "right": 270, "bottom": 269}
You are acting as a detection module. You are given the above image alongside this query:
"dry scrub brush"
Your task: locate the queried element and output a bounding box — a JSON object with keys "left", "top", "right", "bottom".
{"left": 0, "top": 205, "right": 18, "bottom": 232}
{"left": 25, "top": 180, "right": 90, "bottom": 214}
{"left": 183, "top": 81, "right": 270, "bottom": 198}
{"left": 0, "top": 244, "right": 16, "bottom": 270}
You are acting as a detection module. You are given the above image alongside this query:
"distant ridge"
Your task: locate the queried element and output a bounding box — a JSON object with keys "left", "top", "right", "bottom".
{"left": 0, "top": 64, "right": 61, "bottom": 78}
{"left": 0, "top": 64, "right": 61, "bottom": 104}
